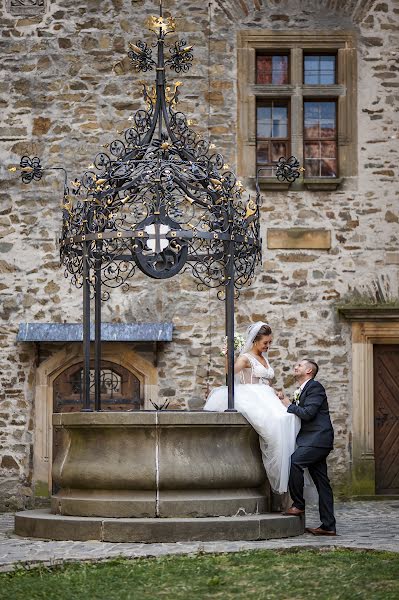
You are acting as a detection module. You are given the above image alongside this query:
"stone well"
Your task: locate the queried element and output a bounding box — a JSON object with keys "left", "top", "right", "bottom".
{"left": 51, "top": 411, "right": 269, "bottom": 518}
{"left": 15, "top": 412, "right": 304, "bottom": 542}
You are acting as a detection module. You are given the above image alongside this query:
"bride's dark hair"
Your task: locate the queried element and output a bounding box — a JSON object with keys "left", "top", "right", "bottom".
{"left": 253, "top": 324, "right": 272, "bottom": 341}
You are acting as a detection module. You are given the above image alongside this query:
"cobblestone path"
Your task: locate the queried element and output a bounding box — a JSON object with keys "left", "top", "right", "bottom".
{"left": 1, "top": 501, "right": 398, "bottom": 572}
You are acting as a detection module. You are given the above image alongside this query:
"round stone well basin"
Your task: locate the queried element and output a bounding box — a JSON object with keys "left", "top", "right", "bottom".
{"left": 15, "top": 411, "right": 304, "bottom": 542}
{"left": 50, "top": 410, "right": 270, "bottom": 518}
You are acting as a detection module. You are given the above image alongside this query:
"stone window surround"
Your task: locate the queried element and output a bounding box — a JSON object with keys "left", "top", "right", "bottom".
{"left": 237, "top": 30, "right": 357, "bottom": 191}
{"left": 339, "top": 308, "right": 399, "bottom": 496}
{"left": 32, "top": 343, "right": 157, "bottom": 497}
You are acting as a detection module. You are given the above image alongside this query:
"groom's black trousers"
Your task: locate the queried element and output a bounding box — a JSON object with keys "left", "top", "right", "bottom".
{"left": 289, "top": 446, "right": 336, "bottom": 532}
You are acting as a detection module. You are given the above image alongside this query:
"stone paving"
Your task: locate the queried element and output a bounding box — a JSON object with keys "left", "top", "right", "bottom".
{"left": 1, "top": 501, "right": 399, "bottom": 572}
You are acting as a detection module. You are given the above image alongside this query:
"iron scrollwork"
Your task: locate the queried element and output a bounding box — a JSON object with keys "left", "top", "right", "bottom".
{"left": 11, "top": 2, "right": 301, "bottom": 298}
{"left": 275, "top": 156, "right": 304, "bottom": 183}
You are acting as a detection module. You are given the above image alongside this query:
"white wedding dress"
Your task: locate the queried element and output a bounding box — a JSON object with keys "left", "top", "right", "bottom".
{"left": 204, "top": 352, "right": 300, "bottom": 494}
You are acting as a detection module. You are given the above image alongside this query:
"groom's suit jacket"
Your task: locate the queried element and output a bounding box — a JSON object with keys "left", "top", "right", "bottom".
{"left": 287, "top": 379, "right": 334, "bottom": 449}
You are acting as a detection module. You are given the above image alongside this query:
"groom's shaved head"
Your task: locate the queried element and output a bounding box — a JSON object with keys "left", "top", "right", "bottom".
{"left": 303, "top": 359, "right": 319, "bottom": 378}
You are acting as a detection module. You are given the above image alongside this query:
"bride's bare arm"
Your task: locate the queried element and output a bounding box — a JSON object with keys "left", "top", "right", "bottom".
{"left": 234, "top": 355, "right": 250, "bottom": 374}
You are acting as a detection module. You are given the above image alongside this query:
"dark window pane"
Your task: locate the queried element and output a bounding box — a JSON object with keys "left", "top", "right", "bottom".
{"left": 321, "top": 159, "right": 337, "bottom": 177}
{"left": 305, "top": 73, "right": 318, "bottom": 85}
{"left": 256, "top": 56, "right": 272, "bottom": 84}
{"left": 304, "top": 142, "right": 321, "bottom": 159}
{"left": 320, "top": 56, "right": 335, "bottom": 67}
{"left": 257, "top": 55, "right": 288, "bottom": 84}
{"left": 256, "top": 100, "right": 290, "bottom": 170}
{"left": 320, "top": 72, "right": 335, "bottom": 84}
{"left": 257, "top": 141, "right": 270, "bottom": 164}
{"left": 272, "top": 55, "right": 289, "bottom": 84}
{"left": 320, "top": 121, "right": 336, "bottom": 138}
{"left": 304, "top": 54, "right": 336, "bottom": 84}
{"left": 304, "top": 122, "right": 320, "bottom": 139}
{"left": 271, "top": 141, "right": 287, "bottom": 161}
{"left": 320, "top": 102, "right": 335, "bottom": 119}
{"left": 257, "top": 106, "right": 272, "bottom": 137}
{"left": 272, "top": 104, "right": 288, "bottom": 137}
{"left": 304, "top": 102, "right": 320, "bottom": 120}
{"left": 305, "top": 159, "right": 320, "bottom": 177}
{"left": 304, "top": 101, "right": 336, "bottom": 139}
{"left": 272, "top": 121, "right": 288, "bottom": 137}
{"left": 321, "top": 141, "right": 336, "bottom": 158}
{"left": 320, "top": 57, "right": 336, "bottom": 83}
{"left": 304, "top": 56, "right": 318, "bottom": 71}
{"left": 273, "top": 105, "right": 288, "bottom": 123}
{"left": 304, "top": 100, "right": 337, "bottom": 177}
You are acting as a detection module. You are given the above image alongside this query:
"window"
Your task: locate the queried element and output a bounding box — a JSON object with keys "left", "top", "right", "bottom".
{"left": 53, "top": 360, "right": 143, "bottom": 411}
{"left": 238, "top": 31, "right": 357, "bottom": 190}
{"left": 256, "top": 54, "right": 289, "bottom": 84}
{"left": 257, "top": 100, "right": 289, "bottom": 175}
{"left": 304, "top": 54, "right": 336, "bottom": 84}
{"left": 304, "top": 101, "right": 337, "bottom": 177}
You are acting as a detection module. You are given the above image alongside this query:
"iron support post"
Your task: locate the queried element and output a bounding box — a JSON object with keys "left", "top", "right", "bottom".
{"left": 94, "top": 246, "right": 102, "bottom": 411}
{"left": 82, "top": 242, "right": 92, "bottom": 411}
{"left": 225, "top": 238, "right": 236, "bottom": 412}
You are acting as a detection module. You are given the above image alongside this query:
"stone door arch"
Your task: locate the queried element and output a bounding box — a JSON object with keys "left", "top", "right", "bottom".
{"left": 32, "top": 343, "right": 157, "bottom": 498}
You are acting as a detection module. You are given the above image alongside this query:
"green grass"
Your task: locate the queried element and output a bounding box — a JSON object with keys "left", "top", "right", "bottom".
{"left": 1, "top": 548, "right": 399, "bottom": 600}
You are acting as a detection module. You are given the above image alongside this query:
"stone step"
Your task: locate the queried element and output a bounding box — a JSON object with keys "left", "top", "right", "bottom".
{"left": 15, "top": 509, "right": 304, "bottom": 543}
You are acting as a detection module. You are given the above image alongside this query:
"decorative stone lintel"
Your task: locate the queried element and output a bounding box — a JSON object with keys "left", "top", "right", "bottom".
{"left": 337, "top": 306, "right": 399, "bottom": 322}
{"left": 267, "top": 228, "right": 331, "bottom": 250}
{"left": 304, "top": 178, "right": 342, "bottom": 191}
{"left": 17, "top": 322, "right": 173, "bottom": 343}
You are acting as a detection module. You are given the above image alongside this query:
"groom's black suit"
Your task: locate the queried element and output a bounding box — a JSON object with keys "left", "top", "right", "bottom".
{"left": 287, "top": 378, "right": 336, "bottom": 532}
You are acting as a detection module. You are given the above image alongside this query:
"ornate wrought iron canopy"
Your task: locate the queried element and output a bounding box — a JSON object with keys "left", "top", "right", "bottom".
{"left": 61, "top": 12, "right": 264, "bottom": 297}
{"left": 10, "top": 1, "right": 301, "bottom": 411}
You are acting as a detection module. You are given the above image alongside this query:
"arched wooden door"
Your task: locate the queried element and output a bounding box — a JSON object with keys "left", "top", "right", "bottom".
{"left": 53, "top": 360, "right": 143, "bottom": 413}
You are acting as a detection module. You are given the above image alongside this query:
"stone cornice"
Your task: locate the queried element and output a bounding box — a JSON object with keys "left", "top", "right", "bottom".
{"left": 337, "top": 307, "right": 399, "bottom": 322}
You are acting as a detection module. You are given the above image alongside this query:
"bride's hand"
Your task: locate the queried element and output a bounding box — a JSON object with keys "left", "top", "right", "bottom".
{"left": 276, "top": 390, "right": 284, "bottom": 400}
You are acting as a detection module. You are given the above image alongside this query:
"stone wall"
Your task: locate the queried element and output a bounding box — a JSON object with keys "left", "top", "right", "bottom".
{"left": 0, "top": 0, "right": 398, "bottom": 508}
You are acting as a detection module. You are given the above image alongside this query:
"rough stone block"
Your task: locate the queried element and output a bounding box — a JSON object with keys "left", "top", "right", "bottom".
{"left": 158, "top": 488, "right": 269, "bottom": 518}
{"left": 267, "top": 229, "right": 331, "bottom": 250}
{"left": 103, "top": 516, "right": 261, "bottom": 543}
{"left": 259, "top": 514, "right": 304, "bottom": 539}
{"left": 15, "top": 510, "right": 102, "bottom": 541}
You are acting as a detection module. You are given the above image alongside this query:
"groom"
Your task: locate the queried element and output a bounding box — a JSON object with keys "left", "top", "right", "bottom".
{"left": 279, "top": 359, "right": 336, "bottom": 536}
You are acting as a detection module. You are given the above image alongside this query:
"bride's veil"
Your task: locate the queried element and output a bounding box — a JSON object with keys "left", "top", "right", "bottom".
{"left": 239, "top": 321, "right": 271, "bottom": 360}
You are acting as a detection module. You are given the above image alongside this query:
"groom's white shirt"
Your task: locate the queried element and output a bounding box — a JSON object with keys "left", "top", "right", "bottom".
{"left": 300, "top": 378, "right": 312, "bottom": 392}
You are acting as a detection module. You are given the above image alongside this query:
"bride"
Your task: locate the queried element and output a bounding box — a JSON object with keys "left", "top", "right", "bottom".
{"left": 204, "top": 322, "right": 300, "bottom": 494}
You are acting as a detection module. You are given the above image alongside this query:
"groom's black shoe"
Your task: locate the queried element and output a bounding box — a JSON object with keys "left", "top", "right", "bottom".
{"left": 306, "top": 527, "right": 336, "bottom": 536}
{"left": 284, "top": 506, "right": 305, "bottom": 516}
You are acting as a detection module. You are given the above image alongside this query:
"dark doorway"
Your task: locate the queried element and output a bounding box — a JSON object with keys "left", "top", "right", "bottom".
{"left": 374, "top": 345, "right": 399, "bottom": 494}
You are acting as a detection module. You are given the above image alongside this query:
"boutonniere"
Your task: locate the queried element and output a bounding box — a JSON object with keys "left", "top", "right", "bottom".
{"left": 293, "top": 388, "right": 301, "bottom": 405}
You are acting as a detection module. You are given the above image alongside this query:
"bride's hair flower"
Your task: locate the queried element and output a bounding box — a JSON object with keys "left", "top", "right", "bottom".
{"left": 220, "top": 333, "right": 245, "bottom": 356}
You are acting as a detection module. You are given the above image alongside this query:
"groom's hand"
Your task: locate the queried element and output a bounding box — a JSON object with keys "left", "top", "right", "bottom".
{"left": 279, "top": 395, "right": 291, "bottom": 408}
{"left": 276, "top": 390, "right": 284, "bottom": 400}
